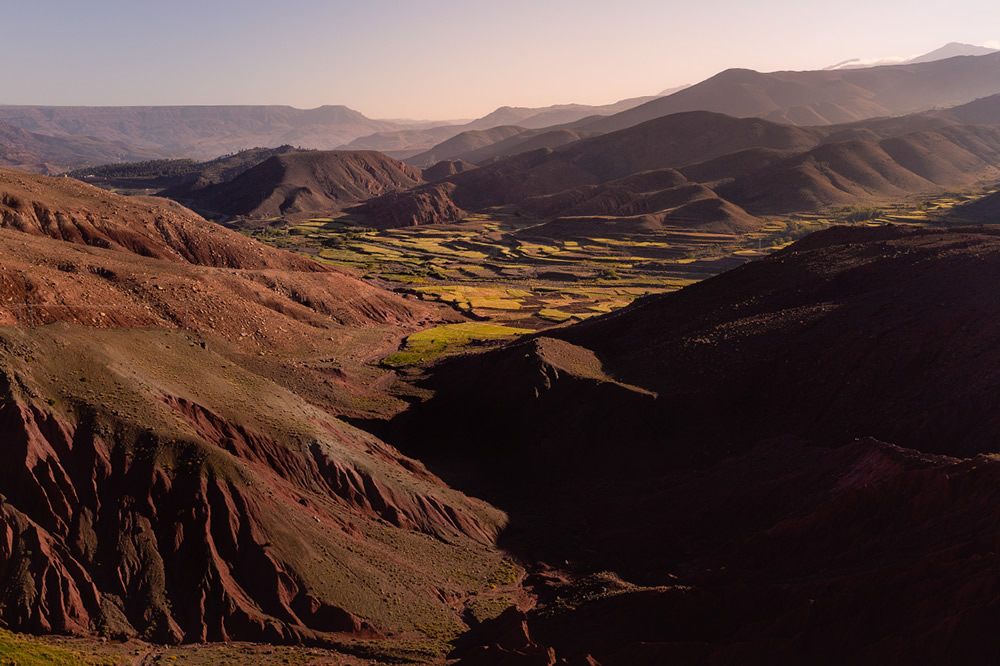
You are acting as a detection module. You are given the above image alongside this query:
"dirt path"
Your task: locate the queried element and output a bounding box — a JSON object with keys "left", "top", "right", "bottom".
{"left": 134, "top": 644, "right": 167, "bottom": 665}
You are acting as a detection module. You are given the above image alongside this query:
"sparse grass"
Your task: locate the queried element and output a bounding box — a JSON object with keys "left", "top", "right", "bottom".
{"left": 0, "top": 629, "right": 122, "bottom": 665}
{"left": 383, "top": 322, "right": 534, "bottom": 367}
{"left": 466, "top": 596, "right": 513, "bottom": 624}
{"left": 487, "top": 559, "right": 519, "bottom": 587}
{"left": 536, "top": 308, "right": 576, "bottom": 323}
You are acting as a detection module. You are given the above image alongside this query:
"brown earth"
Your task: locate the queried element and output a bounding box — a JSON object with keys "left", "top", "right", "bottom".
{"left": 518, "top": 168, "right": 691, "bottom": 218}
{"left": 406, "top": 126, "right": 531, "bottom": 166}
{"left": 520, "top": 170, "right": 762, "bottom": 238}
{"left": 421, "top": 159, "right": 478, "bottom": 183}
{"left": 355, "top": 111, "right": 820, "bottom": 228}
{"left": 358, "top": 98, "right": 1000, "bottom": 231}
{"left": 717, "top": 125, "right": 1000, "bottom": 213}
{"left": 150, "top": 146, "right": 307, "bottom": 199}
{"left": 0, "top": 170, "right": 324, "bottom": 270}
{"left": 409, "top": 127, "right": 600, "bottom": 168}
{"left": 60, "top": 94, "right": 1000, "bottom": 237}
{"left": 0, "top": 325, "right": 505, "bottom": 649}
{"left": 340, "top": 94, "right": 660, "bottom": 156}
{"left": 454, "top": 128, "right": 598, "bottom": 166}
{"left": 0, "top": 169, "right": 514, "bottom": 655}
{"left": 186, "top": 151, "right": 425, "bottom": 220}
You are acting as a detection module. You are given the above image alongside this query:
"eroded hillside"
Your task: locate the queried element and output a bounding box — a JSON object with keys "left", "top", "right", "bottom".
{"left": 0, "top": 171, "right": 519, "bottom": 661}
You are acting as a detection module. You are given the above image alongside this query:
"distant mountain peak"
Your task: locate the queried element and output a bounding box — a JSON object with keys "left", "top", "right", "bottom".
{"left": 907, "top": 42, "right": 999, "bottom": 64}
{"left": 826, "top": 42, "right": 998, "bottom": 70}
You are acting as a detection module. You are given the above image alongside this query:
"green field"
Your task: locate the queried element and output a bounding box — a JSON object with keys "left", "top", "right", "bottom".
{"left": 239, "top": 189, "right": 998, "bottom": 366}
{"left": 383, "top": 321, "right": 535, "bottom": 367}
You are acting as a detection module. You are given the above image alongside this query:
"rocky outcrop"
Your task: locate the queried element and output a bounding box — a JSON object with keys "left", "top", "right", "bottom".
{"left": 163, "top": 395, "right": 496, "bottom": 544}
{"left": 0, "top": 365, "right": 500, "bottom": 645}
{"left": 0, "top": 400, "right": 379, "bottom": 642}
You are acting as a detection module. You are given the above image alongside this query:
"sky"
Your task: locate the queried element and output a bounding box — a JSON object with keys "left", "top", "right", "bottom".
{"left": 3, "top": 0, "right": 1000, "bottom": 120}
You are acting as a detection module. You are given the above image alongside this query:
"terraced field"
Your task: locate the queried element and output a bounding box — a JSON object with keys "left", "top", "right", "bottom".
{"left": 242, "top": 191, "right": 996, "bottom": 366}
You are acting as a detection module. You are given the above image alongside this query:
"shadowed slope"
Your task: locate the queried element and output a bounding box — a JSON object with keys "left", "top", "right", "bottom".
{"left": 588, "top": 51, "right": 1000, "bottom": 132}
{"left": 388, "top": 225, "right": 1000, "bottom": 663}
{"left": 458, "top": 128, "right": 598, "bottom": 165}
{"left": 188, "top": 151, "right": 424, "bottom": 220}
{"left": 420, "top": 159, "right": 477, "bottom": 183}
{"left": 355, "top": 112, "right": 821, "bottom": 228}
{"left": 949, "top": 190, "right": 1000, "bottom": 222}
{"left": 717, "top": 125, "right": 1000, "bottom": 213}
{"left": 339, "top": 94, "right": 660, "bottom": 156}
{"left": 519, "top": 169, "right": 762, "bottom": 237}
{"left": 409, "top": 127, "right": 599, "bottom": 167}
{"left": 405, "top": 127, "right": 529, "bottom": 166}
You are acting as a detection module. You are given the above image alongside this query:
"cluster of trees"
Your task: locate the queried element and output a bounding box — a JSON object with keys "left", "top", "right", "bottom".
{"left": 66, "top": 158, "right": 199, "bottom": 180}
{"left": 833, "top": 205, "right": 884, "bottom": 223}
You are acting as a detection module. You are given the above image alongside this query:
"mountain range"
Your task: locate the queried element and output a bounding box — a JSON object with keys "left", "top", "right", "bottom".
{"left": 6, "top": 39, "right": 1000, "bottom": 665}
{"left": 0, "top": 119, "right": 162, "bottom": 173}
{"left": 6, "top": 45, "right": 1000, "bottom": 174}
{"left": 339, "top": 95, "right": 1000, "bottom": 235}
{"left": 59, "top": 88, "right": 1000, "bottom": 238}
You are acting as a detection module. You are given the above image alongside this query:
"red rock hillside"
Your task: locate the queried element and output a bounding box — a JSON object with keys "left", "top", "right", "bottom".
{"left": 0, "top": 170, "right": 509, "bottom": 654}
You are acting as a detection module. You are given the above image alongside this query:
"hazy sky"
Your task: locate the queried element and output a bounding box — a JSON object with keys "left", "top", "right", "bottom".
{"left": 3, "top": 0, "right": 999, "bottom": 119}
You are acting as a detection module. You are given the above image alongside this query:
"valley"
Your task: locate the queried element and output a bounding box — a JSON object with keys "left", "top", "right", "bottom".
{"left": 7, "top": 29, "right": 1000, "bottom": 666}
{"left": 237, "top": 186, "right": 992, "bottom": 369}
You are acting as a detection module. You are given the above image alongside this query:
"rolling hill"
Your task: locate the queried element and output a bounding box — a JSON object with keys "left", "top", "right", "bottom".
{"left": 65, "top": 146, "right": 308, "bottom": 199}
{"left": 184, "top": 151, "right": 425, "bottom": 219}
{"left": 587, "top": 51, "right": 1000, "bottom": 132}
{"left": 518, "top": 169, "right": 762, "bottom": 237}
{"left": 334, "top": 125, "right": 462, "bottom": 158}
{"left": 0, "top": 169, "right": 326, "bottom": 269}
{"left": 403, "top": 126, "right": 529, "bottom": 166}
{"left": 353, "top": 111, "right": 824, "bottom": 228}
{"left": 131, "top": 98, "right": 1000, "bottom": 232}
{"left": 716, "top": 124, "right": 1000, "bottom": 213}
{"left": 452, "top": 128, "right": 598, "bottom": 165}
{"left": 407, "top": 127, "right": 599, "bottom": 167}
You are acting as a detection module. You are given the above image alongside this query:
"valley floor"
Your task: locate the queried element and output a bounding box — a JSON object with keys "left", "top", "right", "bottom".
{"left": 240, "top": 189, "right": 992, "bottom": 368}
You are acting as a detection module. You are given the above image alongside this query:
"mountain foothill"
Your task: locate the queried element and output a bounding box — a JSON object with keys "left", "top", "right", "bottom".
{"left": 5, "top": 43, "right": 1000, "bottom": 664}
